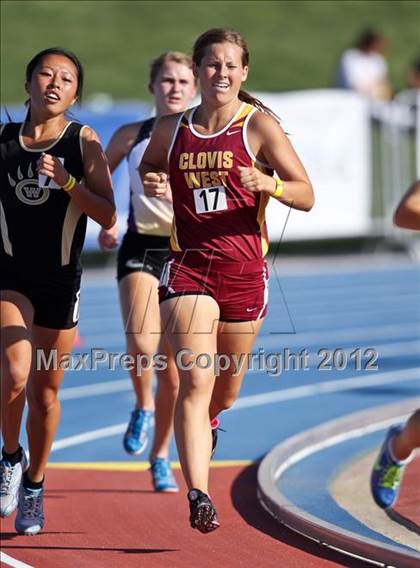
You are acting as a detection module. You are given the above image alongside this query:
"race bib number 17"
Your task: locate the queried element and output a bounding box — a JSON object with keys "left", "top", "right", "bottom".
{"left": 193, "top": 185, "right": 228, "bottom": 214}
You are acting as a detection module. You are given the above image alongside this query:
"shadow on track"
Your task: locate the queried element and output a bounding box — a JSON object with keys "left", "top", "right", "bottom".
{"left": 231, "top": 460, "right": 371, "bottom": 568}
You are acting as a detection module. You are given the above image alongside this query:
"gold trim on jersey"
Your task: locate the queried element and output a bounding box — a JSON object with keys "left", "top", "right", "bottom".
{"left": 187, "top": 102, "right": 252, "bottom": 139}
{"left": 61, "top": 198, "right": 83, "bottom": 265}
{"left": 0, "top": 201, "right": 13, "bottom": 256}
{"left": 233, "top": 103, "right": 254, "bottom": 123}
{"left": 169, "top": 217, "right": 181, "bottom": 252}
{"left": 254, "top": 160, "right": 270, "bottom": 257}
{"left": 79, "top": 125, "right": 88, "bottom": 162}
{"left": 180, "top": 108, "right": 194, "bottom": 128}
{"left": 19, "top": 121, "right": 73, "bottom": 153}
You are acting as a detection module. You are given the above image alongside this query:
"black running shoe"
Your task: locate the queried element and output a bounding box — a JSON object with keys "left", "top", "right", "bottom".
{"left": 187, "top": 489, "right": 220, "bottom": 533}
{"left": 211, "top": 428, "right": 218, "bottom": 458}
{"left": 211, "top": 417, "right": 224, "bottom": 459}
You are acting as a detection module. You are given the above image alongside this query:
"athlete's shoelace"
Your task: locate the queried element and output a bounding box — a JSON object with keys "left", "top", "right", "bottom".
{"left": 380, "top": 464, "right": 403, "bottom": 489}
{"left": 151, "top": 460, "right": 171, "bottom": 481}
{"left": 0, "top": 463, "right": 15, "bottom": 492}
{"left": 129, "top": 413, "right": 144, "bottom": 437}
{"left": 22, "top": 492, "right": 43, "bottom": 519}
{"left": 128, "top": 411, "right": 151, "bottom": 438}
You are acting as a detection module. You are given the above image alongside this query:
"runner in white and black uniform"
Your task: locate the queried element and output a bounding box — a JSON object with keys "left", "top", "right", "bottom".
{"left": 116, "top": 117, "right": 172, "bottom": 284}
{"left": 0, "top": 47, "right": 115, "bottom": 536}
{"left": 98, "top": 51, "right": 196, "bottom": 493}
{"left": 1, "top": 120, "right": 86, "bottom": 328}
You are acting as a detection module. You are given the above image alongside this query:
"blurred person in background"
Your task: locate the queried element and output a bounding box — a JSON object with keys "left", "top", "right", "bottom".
{"left": 371, "top": 180, "right": 420, "bottom": 509}
{"left": 98, "top": 52, "right": 196, "bottom": 492}
{"left": 335, "top": 28, "right": 392, "bottom": 101}
{"left": 0, "top": 47, "right": 115, "bottom": 535}
{"left": 407, "top": 57, "right": 420, "bottom": 90}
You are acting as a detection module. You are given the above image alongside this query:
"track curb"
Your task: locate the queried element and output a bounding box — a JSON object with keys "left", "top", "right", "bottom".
{"left": 257, "top": 397, "right": 420, "bottom": 568}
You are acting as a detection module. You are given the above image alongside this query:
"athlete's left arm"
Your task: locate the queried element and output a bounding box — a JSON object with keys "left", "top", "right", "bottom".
{"left": 37, "top": 127, "right": 116, "bottom": 228}
{"left": 247, "top": 112, "right": 314, "bottom": 212}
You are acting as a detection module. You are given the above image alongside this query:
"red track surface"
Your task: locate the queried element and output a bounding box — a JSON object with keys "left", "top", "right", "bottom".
{"left": 1, "top": 464, "right": 363, "bottom": 568}
{"left": 391, "top": 457, "right": 420, "bottom": 530}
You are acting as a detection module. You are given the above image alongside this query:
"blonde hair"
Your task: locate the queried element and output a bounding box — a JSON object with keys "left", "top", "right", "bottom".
{"left": 149, "top": 51, "right": 194, "bottom": 84}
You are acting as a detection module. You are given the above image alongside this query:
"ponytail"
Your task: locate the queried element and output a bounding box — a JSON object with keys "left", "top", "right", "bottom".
{"left": 238, "top": 90, "right": 280, "bottom": 123}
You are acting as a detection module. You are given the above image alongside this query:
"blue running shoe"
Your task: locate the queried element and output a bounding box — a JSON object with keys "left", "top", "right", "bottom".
{"left": 0, "top": 450, "right": 29, "bottom": 518}
{"left": 150, "top": 458, "right": 179, "bottom": 493}
{"left": 15, "top": 485, "right": 45, "bottom": 536}
{"left": 370, "top": 424, "right": 409, "bottom": 509}
{"left": 123, "top": 408, "right": 154, "bottom": 456}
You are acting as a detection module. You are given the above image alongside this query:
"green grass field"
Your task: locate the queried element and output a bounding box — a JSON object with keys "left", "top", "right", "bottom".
{"left": 1, "top": 0, "right": 418, "bottom": 103}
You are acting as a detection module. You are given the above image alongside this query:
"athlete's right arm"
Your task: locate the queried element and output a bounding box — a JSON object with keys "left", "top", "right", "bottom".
{"left": 98, "top": 122, "right": 141, "bottom": 250}
{"left": 106, "top": 122, "right": 141, "bottom": 173}
{"left": 139, "top": 114, "right": 179, "bottom": 199}
{"left": 393, "top": 181, "right": 420, "bottom": 230}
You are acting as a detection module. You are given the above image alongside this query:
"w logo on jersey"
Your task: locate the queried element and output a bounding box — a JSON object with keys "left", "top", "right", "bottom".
{"left": 8, "top": 163, "right": 50, "bottom": 206}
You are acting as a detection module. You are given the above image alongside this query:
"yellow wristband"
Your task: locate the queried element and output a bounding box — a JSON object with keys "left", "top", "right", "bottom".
{"left": 62, "top": 174, "right": 76, "bottom": 192}
{"left": 272, "top": 177, "right": 284, "bottom": 199}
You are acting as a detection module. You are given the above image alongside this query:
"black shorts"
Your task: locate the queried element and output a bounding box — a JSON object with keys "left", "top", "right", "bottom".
{"left": 0, "top": 259, "right": 81, "bottom": 330}
{"left": 117, "top": 231, "right": 170, "bottom": 282}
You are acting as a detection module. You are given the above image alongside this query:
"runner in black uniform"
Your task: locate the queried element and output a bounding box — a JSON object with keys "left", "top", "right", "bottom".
{"left": 0, "top": 47, "right": 115, "bottom": 535}
{"left": 99, "top": 52, "right": 196, "bottom": 492}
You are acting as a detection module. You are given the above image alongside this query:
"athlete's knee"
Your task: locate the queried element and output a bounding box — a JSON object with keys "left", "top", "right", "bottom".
{"left": 157, "top": 359, "right": 179, "bottom": 390}
{"left": 125, "top": 334, "right": 157, "bottom": 361}
{"left": 178, "top": 372, "right": 214, "bottom": 400}
{"left": 1, "top": 359, "right": 29, "bottom": 398}
{"left": 407, "top": 410, "right": 420, "bottom": 442}
{"left": 212, "top": 392, "right": 237, "bottom": 413}
{"left": 410, "top": 409, "right": 420, "bottom": 426}
{"left": 26, "top": 385, "right": 60, "bottom": 414}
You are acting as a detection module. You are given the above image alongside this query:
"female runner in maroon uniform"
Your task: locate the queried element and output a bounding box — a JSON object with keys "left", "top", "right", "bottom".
{"left": 140, "top": 28, "right": 314, "bottom": 532}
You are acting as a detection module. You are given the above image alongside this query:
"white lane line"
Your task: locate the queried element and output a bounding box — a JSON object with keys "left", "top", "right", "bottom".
{"left": 233, "top": 367, "right": 420, "bottom": 410}
{"left": 0, "top": 552, "right": 34, "bottom": 568}
{"left": 262, "top": 322, "right": 420, "bottom": 348}
{"left": 78, "top": 299, "right": 419, "bottom": 330}
{"left": 59, "top": 341, "right": 420, "bottom": 402}
{"left": 78, "top": 321, "right": 420, "bottom": 350}
{"left": 360, "top": 340, "right": 420, "bottom": 357}
{"left": 60, "top": 379, "right": 132, "bottom": 400}
{"left": 51, "top": 424, "right": 126, "bottom": 452}
{"left": 52, "top": 368, "right": 420, "bottom": 452}
{"left": 274, "top": 412, "right": 417, "bottom": 479}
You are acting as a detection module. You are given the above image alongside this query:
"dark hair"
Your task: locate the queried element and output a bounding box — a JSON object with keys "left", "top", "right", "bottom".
{"left": 149, "top": 51, "right": 195, "bottom": 85}
{"left": 24, "top": 47, "right": 84, "bottom": 121}
{"left": 412, "top": 57, "right": 420, "bottom": 75}
{"left": 355, "top": 29, "right": 382, "bottom": 51}
{"left": 193, "top": 28, "right": 280, "bottom": 122}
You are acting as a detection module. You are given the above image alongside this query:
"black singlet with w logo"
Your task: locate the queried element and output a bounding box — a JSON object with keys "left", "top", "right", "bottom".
{"left": 0, "top": 121, "right": 86, "bottom": 272}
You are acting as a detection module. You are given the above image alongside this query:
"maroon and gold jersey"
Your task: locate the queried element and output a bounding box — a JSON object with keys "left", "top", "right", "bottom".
{"left": 168, "top": 103, "right": 271, "bottom": 263}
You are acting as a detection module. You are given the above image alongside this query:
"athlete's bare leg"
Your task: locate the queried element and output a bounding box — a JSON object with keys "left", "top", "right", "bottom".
{"left": 119, "top": 272, "right": 161, "bottom": 411}
{"left": 209, "top": 319, "right": 264, "bottom": 419}
{"left": 161, "top": 295, "right": 219, "bottom": 493}
{"left": 25, "top": 325, "right": 76, "bottom": 482}
{"left": 0, "top": 291, "right": 34, "bottom": 453}
{"left": 150, "top": 335, "right": 179, "bottom": 459}
{"left": 391, "top": 409, "right": 420, "bottom": 460}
